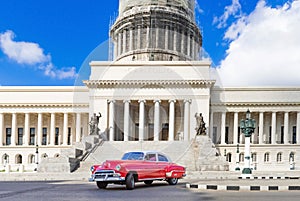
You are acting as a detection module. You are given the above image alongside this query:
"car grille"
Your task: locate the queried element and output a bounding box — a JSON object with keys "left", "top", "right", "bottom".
{"left": 94, "top": 170, "right": 116, "bottom": 179}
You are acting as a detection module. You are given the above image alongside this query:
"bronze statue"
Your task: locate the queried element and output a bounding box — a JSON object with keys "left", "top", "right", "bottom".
{"left": 89, "top": 112, "right": 102, "bottom": 135}
{"left": 195, "top": 113, "right": 206, "bottom": 135}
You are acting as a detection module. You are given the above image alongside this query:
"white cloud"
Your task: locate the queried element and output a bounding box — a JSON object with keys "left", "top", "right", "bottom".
{"left": 0, "top": 30, "right": 50, "bottom": 65}
{"left": 217, "top": 0, "right": 300, "bottom": 87}
{"left": 213, "top": 0, "right": 243, "bottom": 29}
{"left": 0, "top": 30, "right": 77, "bottom": 80}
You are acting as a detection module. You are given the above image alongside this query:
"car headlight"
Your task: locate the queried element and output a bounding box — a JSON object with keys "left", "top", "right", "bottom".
{"left": 115, "top": 164, "right": 121, "bottom": 171}
{"left": 90, "top": 166, "right": 95, "bottom": 172}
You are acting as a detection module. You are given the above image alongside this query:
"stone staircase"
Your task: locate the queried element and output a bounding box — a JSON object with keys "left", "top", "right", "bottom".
{"left": 75, "top": 135, "right": 229, "bottom": 173}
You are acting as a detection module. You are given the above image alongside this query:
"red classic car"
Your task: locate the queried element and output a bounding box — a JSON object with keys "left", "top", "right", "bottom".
{"left": 89, "top": 151, "right": 186, "bottom": 190}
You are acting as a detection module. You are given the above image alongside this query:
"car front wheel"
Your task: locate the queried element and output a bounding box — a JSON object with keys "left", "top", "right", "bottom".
{"left": 125, "top": 174, "right": 135, "bottom": 190}
{"left": 167, "top": 178, "right": 178, "bottom": 185}
{"left": 96, "top": 181, "right": 108, "bottom": 189}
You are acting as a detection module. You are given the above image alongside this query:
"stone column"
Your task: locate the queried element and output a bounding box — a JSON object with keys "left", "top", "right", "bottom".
{"left": 183, "top": 100, "right": 191, "bottom": 141}
{"left": 155, "top": 27, "right": 159, "bottom": 49}
{"left": 146, "top": 26, "right": 150, "bottom": 48}
{"left": 259, "top": 112, "right": 264, "bottom": 144}
{"left": 122, "top": 29, "right": 127, "bottom": 53}
{"left": 11, "top": 113, "right": 17, "bottom": 146}
{"left": 108, "top": 100, "right": 115, "bottom": 141}
{"left": 37, "top": 113, "right": 43, "bottom": 146}
{"left": 221, "top": 112, "right": 226, "bottom": 145}
{"left": 24, "top": 113, "right": 30, "bottom": 146}
{"left": 173, "top": 28, "right": 177, "bottom": 51}
{"left": 233, "top": 112, "right": 239, "bottom": 144}
{"left": 123, "top": 100, "right": 130, "bottom": 141}
{"left": 187, "top": 34, "right": 191, "bottom": 57}
{"left": 297, "top": 112, "right": 300, "bottom": 144}
{"left": 118, "top": 32, "right": 122, "bottom": 56}
{"left": 137, "top": 26, "right": 141, "bottom": 49}
{"left": 76, "top": 113, "right": 81, "bottom": 143}
{"left": 0, "top": 113, "right": 3, "bottom": 146}
{"left": 165, "top": 25, "right": 169, "bottom": 50}
{"left": 50, "top": 113, "right": 55, "bottom": 145}
{"left": 139, "top": 100, "right": 146, "bottom": 141}
{"left": 168, "top": 100, "right": 176, "bottom": 141}
{"left": 154, "top": 100, "right": 161, "bottom": 141}
{"left": 271, "top": 112, "right": 276, "bottom": 144}
{"left": 129, "top": 29, "right": 133, "bottom": 51}
{"left": 63, "top": 113, "right": 68, "bottom": 145}
{"left": 209, "top": 111, "right": 214, "bottom": 140}
{"left": 284, "top": 112, "right": 289, "bottom": 144}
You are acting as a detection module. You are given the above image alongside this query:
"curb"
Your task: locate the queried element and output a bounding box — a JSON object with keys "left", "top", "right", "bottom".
{"left": 238, "top": 176, "right": 300, "bottom": 180}
{"left": 186, "top": 183, "right": 300, "bottom": 191}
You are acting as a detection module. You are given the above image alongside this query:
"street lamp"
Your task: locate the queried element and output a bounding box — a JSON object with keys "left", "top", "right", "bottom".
{"left": 3, "top": 153, "right": 8, "bottom": 167}
{"left": 235, "top": 144, "right": 240, "bottom": 171}
{"left": 240, "top": 109, "right": 256, "bottom": 175}
{"left": 35, "top": 144, "right": 39, "bottom": 171}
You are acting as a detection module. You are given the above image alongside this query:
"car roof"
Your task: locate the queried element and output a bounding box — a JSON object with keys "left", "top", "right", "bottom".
{"left": 124, "top": 151, "right": 172, "bottom": 161}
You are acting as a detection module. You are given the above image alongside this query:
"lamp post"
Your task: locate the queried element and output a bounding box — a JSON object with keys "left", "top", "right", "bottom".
{"left": 235, "top": 144, "right": 240, "bottom": 171}
{"left": 240, "top": 109, "right": 256, "bottom": 175}
{"left": 35, "top": 144, "right": 39, "bottom": 171}
{"left": 3, "top": 153, "right": 8, "bottom": 167}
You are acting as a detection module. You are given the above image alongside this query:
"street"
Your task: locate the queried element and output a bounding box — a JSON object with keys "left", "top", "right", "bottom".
{"left": 1, "top": 181, "right": 300, "bottom": 201}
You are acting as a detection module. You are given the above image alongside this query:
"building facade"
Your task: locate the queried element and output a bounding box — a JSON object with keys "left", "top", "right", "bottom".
{"left": 0, "top": 0, "right": 300, "bottom": 172}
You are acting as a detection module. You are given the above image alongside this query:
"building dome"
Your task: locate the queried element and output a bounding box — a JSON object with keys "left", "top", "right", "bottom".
{"left": 110, "top": 0, "right": 202, "bottom": 61}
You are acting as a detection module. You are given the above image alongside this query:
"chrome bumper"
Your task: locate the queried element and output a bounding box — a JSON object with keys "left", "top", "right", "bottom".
{"left": 89, "top": 170, "right": 125, "bottom": 182}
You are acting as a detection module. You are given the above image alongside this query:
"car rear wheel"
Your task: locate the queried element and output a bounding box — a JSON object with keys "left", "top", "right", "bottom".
{"left": 144, "top": 180, "right": 153, "bottom": 185}
{"left": 167, "top": 178, "right": 178, "bottom": 185}
{"left": 96, "top": 181, "right": 108, "bottom": 189}
{"left": 125, "top": 174, "right": 135, "bottom": 190}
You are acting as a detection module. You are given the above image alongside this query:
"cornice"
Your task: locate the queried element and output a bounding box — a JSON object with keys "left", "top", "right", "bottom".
{"left": 0, "top": 103, "right": 89, "bottom": 108}
{"left": 83, "top": 80, "right": 215, "bottom": 88}
{"left": 211, "top": 102, "right": 300, "bottom": 107}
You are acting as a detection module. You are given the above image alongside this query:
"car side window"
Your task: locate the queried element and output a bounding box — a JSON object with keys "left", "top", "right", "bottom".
{"left": 158, "top": 154, "right": 169, "bottom": 162}
{"left": 145, "top": 153, "right": 156, "bottom": 161}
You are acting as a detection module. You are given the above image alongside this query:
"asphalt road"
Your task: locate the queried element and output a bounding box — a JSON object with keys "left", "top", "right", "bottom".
{"left": 1, "top": 181, "right": 300, "bottom": 201}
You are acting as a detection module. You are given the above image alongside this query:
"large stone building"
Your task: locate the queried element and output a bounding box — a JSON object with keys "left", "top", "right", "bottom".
{"left": 0, "top": 0, "right": 300, "bottom": 173}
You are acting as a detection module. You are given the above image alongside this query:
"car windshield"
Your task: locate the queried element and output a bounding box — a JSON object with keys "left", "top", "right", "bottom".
{"left": 121, "top": 152, "right": 144, "bottom": 160}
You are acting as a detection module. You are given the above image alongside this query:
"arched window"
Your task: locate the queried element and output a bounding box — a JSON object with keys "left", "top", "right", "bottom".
{"left": 226, "top": 153, "right": 232, "bottom": 162}
{"left": 28, "top": 154, "right": 35, "bottom": 164}
{"left": 290, "top": 152, "right": 295, "bottom": 162}
{"left": 264, "top": 153, "right": 270, "bottom": 162}
{"left": 239, "top": 153, "right": 244, "bottom": 162}
{"left": 16, "top": 154, "right": 22, "bottom": 164}
{"left": 277, "top": 153, "right": 282, "bottom": 162}
{"left": 251, "top": 153, "right": 257, "bottom": 162}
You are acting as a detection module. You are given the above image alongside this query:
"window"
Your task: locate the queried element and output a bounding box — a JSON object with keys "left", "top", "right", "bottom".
{"left": 28, "top": 154, "right": 35, "bottom": 164}
{"left": 68, "top": 127, "right": 71, "bottom": 145}
{"left": 55, "top": 127, "right": 59, "bottom": 145}
{"left": 145, "top": 153, "right": 156, "bottom": 161}
{"left": 290, "top": 152, "right": 295, "bottom": 162}
{"left": 30, "top": 128, "right": 35, "bottom": 145}
{"left": 280, "top": 126, "right": 284, "bottom": 144}
{"left": 292, "top": 126, "right": 297, "bottom": 144}
{"left": 6, "top": 128, "right": 11, "bottom": 145}
{"left": 226, "top": 153, "right": 232, "bottom": 162}
{"left": 158, "top": 154, "right": 169, "bottom": 162}
{"left": 277, "top": 153, "right": 282, "bottom": 162}
{"left": 42, "top": 128, "right": 47, "bottom": 145}
{"left": 264, "top": 153, "right": 270, "bottom": 162}
{"left": 239, "top": 153, "right": 244, "bottom": 162}
{"left": 16, "top": 154, "right": 22, "bottom": 164}
{"left": 18, "top": 128, "right": 23, "bottom": 145}
{"left": 225, "top": 126, "right": 229, "bottom": 144}
{"left": 252, "top": 153, "right": 257, "bottom": 162}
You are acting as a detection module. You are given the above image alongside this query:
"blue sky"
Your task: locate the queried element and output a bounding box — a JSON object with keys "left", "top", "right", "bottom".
{"left": 0, "top": 0, "right": 299, "bottom": 86}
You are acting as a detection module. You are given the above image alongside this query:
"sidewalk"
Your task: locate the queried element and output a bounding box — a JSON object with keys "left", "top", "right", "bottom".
{"left": 185, "top": 171, "right": 300, "bottom": 191}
